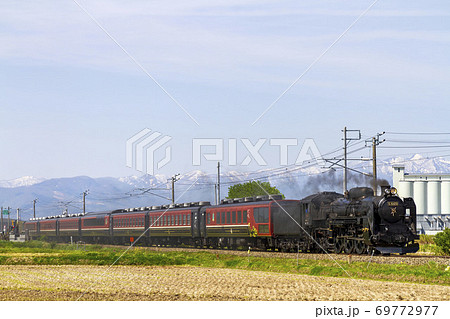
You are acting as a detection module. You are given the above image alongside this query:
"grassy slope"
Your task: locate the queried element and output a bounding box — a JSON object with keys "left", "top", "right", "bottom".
{"left": 0, "top": 241, "right": 449, "bottom": 286}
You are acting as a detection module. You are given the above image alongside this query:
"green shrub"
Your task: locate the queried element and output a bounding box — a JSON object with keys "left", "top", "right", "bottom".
{"left": 434, "top": 228, "right": 450, "bottom": 255}
{"left": 419, "top": 234, "right": 435, "bottom": 245}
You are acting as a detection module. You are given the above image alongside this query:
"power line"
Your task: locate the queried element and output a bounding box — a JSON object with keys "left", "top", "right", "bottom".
{"left": 386, "top": 132, "right": 450, "bottom": 135}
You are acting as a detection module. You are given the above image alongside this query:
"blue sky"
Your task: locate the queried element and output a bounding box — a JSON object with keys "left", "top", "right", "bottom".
{"left": 1, "top": 0, "right": 450, "bottom": 180}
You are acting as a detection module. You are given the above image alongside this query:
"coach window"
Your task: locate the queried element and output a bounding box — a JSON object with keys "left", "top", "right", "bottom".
{"left": 232, "top": 211, "right": 236, "bottom": 224}
{"left": 253, "top": 207, "right": 269, "bottom": 223}
{"left": 243, "top": 210, "right": 248, "bottom": 223}
{"left": 237, "top": 211, "right": 241, "bottom": 224}
{"left": 225, "top": 211, "right": 229, "bottom": 224}
{"left": 187, "top": 214, "right": 191, "bottom": 225}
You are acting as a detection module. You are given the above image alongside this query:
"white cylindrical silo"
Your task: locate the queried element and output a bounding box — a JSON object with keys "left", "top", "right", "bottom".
{"left": 441, "top": 180, "right": 450, "bottom": 214}
{"left": 413, "top": 180, "right": 427, "bottom": 215}
{"left": 427, "top": 180, "right": 441, "bottom": 215}
{"left": 398, "top": 180, "right": 414, "bottom": 198}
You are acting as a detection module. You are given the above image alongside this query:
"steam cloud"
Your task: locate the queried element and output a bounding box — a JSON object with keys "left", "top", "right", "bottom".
{"left": 302, "top": 170, "right": 370, "bottom": 195}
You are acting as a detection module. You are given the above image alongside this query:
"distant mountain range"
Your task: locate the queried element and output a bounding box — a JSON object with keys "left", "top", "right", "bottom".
{"left": 1, "top": 154, "right": 449, "bottom": 220}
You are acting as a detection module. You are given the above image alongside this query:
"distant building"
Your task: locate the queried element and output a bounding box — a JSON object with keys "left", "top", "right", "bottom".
{"left": 393, "top": 165, "right": 450, "bottom": 234}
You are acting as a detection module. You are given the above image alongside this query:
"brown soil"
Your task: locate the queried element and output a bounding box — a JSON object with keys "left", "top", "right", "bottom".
{"left": 0, "top": 265, "right": 448, "bottom": 301}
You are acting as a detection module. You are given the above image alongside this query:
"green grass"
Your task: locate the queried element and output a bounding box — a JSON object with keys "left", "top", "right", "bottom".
{"left": 0, "top": 241, "right": 449, "bottom": 286}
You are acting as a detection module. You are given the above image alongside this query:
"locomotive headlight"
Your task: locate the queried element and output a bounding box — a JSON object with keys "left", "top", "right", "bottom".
{"left": 390, "top": 188, "right": 397, "bottom": 195}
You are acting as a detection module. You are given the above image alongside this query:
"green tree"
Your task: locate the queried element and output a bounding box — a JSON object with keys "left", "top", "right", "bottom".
{"left": 434, "top": 228, "right": 450, "bottom": 255}
{"left": 227, "top": 181, "right": 284, "bottom": 199}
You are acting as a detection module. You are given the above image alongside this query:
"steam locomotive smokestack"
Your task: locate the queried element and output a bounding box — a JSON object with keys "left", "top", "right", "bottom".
{"left": 370, "top": 179, "right": 390, "bottom": 196}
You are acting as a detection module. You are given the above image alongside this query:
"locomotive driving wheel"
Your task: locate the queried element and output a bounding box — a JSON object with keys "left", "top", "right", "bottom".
{"left": 334, "top": 238, "right": 344, "bottom": 254}
{"left": 343, "top": 239, "right": 355, "bottom": 254}
{"left": 354, "top": 240, "right": 366, "bottom": 255}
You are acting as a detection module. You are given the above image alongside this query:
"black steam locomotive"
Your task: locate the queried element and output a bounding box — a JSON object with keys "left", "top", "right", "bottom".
{"left": 289, "top": 186, "right": 419, "bottom": 254}
{"left": 23, "top": 186, "right": 419, "bottom": 254}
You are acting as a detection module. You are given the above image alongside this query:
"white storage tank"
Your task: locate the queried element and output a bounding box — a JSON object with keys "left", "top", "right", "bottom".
{"left": 398, "top": 180, "right": 413, "bottom": 198}
{"left": 442, "top": 180, "right": 450, "bottom": 214}
{"left": 427, "top": 180, "right": 441, "bottom": 214}
{"left": 413, "top": 180, "right": 427, "bottom": 215}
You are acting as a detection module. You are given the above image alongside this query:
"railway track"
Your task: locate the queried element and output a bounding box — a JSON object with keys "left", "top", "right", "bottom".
{"left": 99, "top": 244, "right": 450, "bottom": 266}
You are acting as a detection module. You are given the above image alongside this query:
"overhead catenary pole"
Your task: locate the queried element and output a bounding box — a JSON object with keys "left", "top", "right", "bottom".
{"left": 342, "top": 127, "right": 361, "bottom": 194}
{"left": 33, "top": 198, "right": 38, "bottom": 219}
{"left": 171, "top": 174, "right": 180, "bottom": 204}
{"left": 1, "top": 206, "right": 3, "bottom": 234}
{"left": 217, "top": 162, "right": 221, "bottom": 203}
{"left": 82, "top": 190, "right": 89, "bottom": 215}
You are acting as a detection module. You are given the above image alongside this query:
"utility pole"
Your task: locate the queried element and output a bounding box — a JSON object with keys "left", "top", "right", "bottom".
{"left": 1, "top": 206, "right": 3, "bottom": 235}
{"left": 342, "top": 127, "right": 361, "bottom": 193}
{"left": 366, "top": 132, "right": 385, "bottom": 195}
{"left": 16, "top": 208, "right": 20, "bottom": 235}
{"left": 217, "top": 162, "right": 221, "bottom": 203}
{"left": 82, "top": 190, "right": 89, "bottom": 215}
{"left": 343, "top": 126, "right": 347, "bottom": 194}
{"left": 33, "top": 199, "right": 38, "bottom": 219}
{"left": 372, "top": 137, "right": 377, "bottom": 184}
{"left": 171, "top": 174, "right": 180, "bottom": 204}
{"left": 7, "top": 207, "right": 10, "bottom": 233}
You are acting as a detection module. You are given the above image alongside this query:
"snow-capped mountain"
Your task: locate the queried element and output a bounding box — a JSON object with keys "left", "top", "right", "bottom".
{"left": 1, "top": 154, "right": 449, "bottom": 220}
{"left": 0, "top": 176, "right": 46, "bottom": 188}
